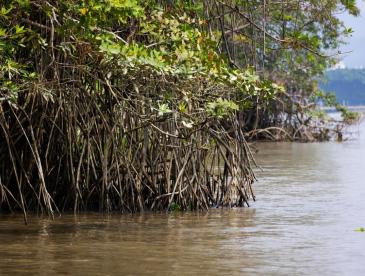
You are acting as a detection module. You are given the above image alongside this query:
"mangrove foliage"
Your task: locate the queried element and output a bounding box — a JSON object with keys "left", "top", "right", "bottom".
{"left": 0, "top": 0, "right": 359, "bottom": 222}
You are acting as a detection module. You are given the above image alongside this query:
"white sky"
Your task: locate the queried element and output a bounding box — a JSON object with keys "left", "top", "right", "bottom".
{"left": 339, "top": 0, "right": 365, "bottom": 68}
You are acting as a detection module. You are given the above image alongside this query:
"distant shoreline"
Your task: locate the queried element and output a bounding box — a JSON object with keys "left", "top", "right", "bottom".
{"left": 320, "top": 106, "right": 365, "bottom": 112}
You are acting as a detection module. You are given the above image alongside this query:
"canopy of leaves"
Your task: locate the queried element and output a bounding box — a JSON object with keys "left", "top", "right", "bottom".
{"left": 0, "top": 0, "right": 285, "bottom": 122}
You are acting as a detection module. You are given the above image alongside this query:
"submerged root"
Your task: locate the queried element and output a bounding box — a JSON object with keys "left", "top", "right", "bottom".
{"left": 0, "top": 72, "right": 256, "bottom": 218}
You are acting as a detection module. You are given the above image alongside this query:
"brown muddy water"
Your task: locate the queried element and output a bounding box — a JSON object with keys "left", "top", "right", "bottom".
{"left": 1, "top": 122, "right": 365, "bottom": 275}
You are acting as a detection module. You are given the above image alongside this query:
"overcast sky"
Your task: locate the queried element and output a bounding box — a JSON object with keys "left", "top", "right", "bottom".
{"left": 338, "top": 1, "right": 365, "bottom": 68}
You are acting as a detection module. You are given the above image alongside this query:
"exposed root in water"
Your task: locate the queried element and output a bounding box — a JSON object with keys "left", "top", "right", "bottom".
{"left": 0, "top": 71, "right": 256, "bottom": 222}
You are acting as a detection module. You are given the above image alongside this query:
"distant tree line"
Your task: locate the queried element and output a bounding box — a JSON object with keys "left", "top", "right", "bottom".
{"left": 321, "top": 68, "right": 365, "bottom": 106}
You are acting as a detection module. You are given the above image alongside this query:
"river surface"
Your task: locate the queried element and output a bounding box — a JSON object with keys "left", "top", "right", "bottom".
{"left": 1, "top": 122, "right": 365, "bottom": 275}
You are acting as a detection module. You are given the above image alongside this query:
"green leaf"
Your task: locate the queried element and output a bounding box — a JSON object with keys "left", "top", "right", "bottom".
{"left": 206, "top": 98, "right": 239, "bottom": 118}
{"left": 157, "top": 103, "right": 171, "bottom": 116}
{"left": 15, "top": 25, "right": 26, "bottom": 34}
{"left": 100, "top": 42, "right": 121, "bottom": 55}
{"left": 0, "top": 6, "right": 12, "bottom": 18}
{"left": 0, "top": 28, "right": 6, "bottom": 37}
{"left": 16, "top": 0, "right": 30, "bottom": 8}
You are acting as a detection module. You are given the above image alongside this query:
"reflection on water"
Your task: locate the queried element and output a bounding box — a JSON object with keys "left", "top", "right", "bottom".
{"left": 1, "top": 123, "right": 365, "bottom": 275}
